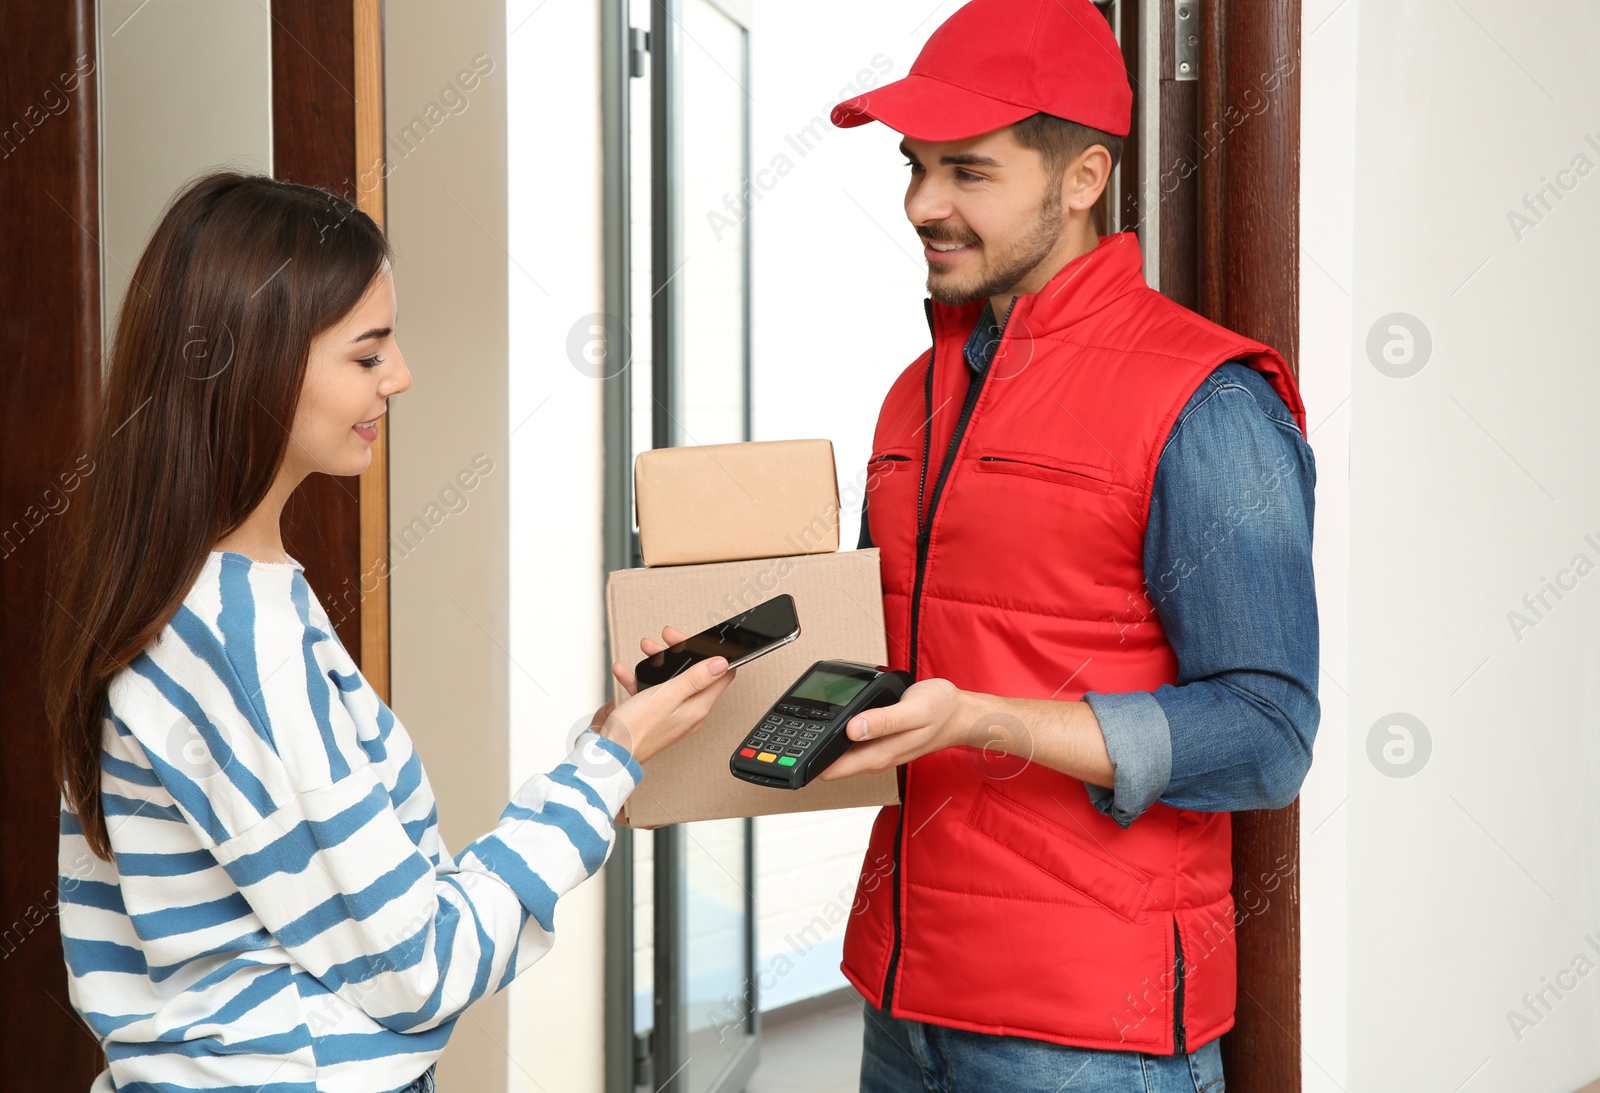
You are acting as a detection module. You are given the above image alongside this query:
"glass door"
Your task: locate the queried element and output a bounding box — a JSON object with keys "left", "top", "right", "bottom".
{"left": 603, "top": 1, "right": 757, "bottom": 1090}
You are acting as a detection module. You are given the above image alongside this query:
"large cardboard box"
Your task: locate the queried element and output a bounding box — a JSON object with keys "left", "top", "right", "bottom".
{"left": 606, "top": 548, "right": 899, "bottom": 826}
{"left": 633, "top": 439, "right": 841, "bottom": 566}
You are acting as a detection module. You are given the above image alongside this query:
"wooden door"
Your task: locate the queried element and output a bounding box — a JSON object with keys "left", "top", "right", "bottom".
{"left": 0, "top": 1, "right": 106, "bottom": 1084}
{"left": 1103, "top": 2, "right": 1305, "bottom": 1089}
{"left": 0, "top": 1, "right": 390, "bottom": 1083}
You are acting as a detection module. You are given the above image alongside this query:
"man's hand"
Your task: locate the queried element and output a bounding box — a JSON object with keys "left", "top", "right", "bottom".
{"left": 815, "top": 682, "right": 1115, "bottom": 789}
{"left": 817, "top": 678, "right": 969, "bottom": 781}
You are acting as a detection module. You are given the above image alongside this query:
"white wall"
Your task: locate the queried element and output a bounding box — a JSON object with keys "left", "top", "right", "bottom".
{"left": 1303, "top": 1, "right": 1600, "bottom": 1089}
{"left": 385, "top": 5, "right": 512, "bottom": 1091}
{"left": 1299, "top": 1, "right": 1355, "bottom": 1089}
{"left": 387, "top": 1, "right": 610, "bottom": 1089}
{"left": 504, "top": 1, "right": 612, "bottom": 1087}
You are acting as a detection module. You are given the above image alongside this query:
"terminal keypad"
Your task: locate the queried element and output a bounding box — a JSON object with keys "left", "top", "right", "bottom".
{"left": 737, "top": 703, "right": 827, "bottom": 768}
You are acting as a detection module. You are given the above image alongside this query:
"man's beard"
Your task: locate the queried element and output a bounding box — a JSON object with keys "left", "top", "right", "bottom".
{"left": 925, "top": 187, "right": 1064, "bottom": 306}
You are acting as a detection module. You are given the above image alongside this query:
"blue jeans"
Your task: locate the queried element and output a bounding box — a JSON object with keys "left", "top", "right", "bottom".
{"left": 860, "top": 1005, "right": 1225, "bottom": 1092}
{"left": 396, "top": 1063, "right": 437, "bottom": 1093}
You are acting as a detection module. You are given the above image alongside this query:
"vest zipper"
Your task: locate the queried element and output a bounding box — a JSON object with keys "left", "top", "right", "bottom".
{"left": 1172, "top": 920, "right": 1188, "bottom": 1054}
{"left": 881, "top": 294, "right": 1017, "bottom": 1010}
{"left": 908, "top": 294, "right": 1014, "bottom": 675}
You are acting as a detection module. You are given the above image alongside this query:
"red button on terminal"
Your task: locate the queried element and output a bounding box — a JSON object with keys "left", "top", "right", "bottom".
{"left": 739, "top": 748, "right": 757, "bottom": 758}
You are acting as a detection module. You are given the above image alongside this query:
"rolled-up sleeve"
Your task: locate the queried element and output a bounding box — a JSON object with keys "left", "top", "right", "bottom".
{"left": 1083, "top": 362, "right": 1320, "bottom": 826}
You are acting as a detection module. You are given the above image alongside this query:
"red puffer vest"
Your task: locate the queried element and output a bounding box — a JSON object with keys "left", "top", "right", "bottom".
{"left": 841, "top": 231, "right": 1305, "bottom": 1054}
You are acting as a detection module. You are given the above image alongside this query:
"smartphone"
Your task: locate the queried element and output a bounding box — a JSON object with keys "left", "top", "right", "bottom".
{"left": 633, "top": 594, "right": 800, "bottom": 689}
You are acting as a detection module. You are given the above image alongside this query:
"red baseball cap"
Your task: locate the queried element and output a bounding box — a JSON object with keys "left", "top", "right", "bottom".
{"left": 830, "top": 0, "right": 1132, "bottom": 141}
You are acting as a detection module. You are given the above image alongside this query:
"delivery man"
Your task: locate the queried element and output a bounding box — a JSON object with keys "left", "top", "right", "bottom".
{"left": 815, "top": 0, "right": 1320, "bottom": 1089}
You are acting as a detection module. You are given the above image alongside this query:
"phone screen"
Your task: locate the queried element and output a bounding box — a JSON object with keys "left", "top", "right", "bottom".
{"left": 634, "top": 594, "right": 799, "bottom": 689}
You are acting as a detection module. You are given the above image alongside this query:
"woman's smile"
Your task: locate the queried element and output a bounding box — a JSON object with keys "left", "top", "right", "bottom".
{"left": 353, "top": 411, "right": 385, "bottom": 442}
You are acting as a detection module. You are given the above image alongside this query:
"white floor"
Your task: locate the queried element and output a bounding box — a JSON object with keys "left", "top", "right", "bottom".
{"left": 743, "top": 991, "right": 864, "bottom": 1093}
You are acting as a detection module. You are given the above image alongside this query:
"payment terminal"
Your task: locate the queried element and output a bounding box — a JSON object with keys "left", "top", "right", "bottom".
{"left": 729, "top": 660, "right": 914, "bottom": 789}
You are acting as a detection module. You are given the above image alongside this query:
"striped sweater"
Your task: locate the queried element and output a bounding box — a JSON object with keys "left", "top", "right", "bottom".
{"left": 58, "top": 550, "right": 641, "bottom": 1092}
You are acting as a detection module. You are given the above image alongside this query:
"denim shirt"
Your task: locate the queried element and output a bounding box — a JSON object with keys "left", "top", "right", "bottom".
{"left": 860, "top": 299, "right": 1320, "bottom": 827}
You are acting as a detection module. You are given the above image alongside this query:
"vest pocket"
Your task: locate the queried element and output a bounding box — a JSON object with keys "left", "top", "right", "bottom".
{"left": 970, "top": 449, "right": 1117, "bottom": 493}
{"left": 965, "top": 785, "right": 1153, "bottom": 922}
{"left": 866, "top": 450, "right": 915, "bottom": 489}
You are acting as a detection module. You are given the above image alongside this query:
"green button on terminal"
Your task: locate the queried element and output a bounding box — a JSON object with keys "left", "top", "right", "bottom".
{"left": 777, "top": 756, "right": 798, "bottom": 767}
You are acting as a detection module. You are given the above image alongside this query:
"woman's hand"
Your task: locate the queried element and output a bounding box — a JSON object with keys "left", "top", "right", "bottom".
{"left": 609, "top": 625, "right": 690, "bottom": 699}
{"left": 594, "top": 626, "right": 736, "bottom": 765}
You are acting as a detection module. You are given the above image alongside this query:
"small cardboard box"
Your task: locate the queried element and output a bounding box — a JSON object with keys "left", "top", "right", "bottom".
{"left": 634, "top": 439, "right": 841, "bottom": 567}
{"left": 606, "top": 548, "right": 899, "bottom": 826}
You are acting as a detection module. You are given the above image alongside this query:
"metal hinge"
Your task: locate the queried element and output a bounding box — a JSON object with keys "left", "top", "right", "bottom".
{"left": 1173, "top": 0, "right": 1198, "bottom": 81}
{"left": 629, "top": 27, "right": 651, "bottom": 78}
{"left": 633, "top": 1029, "right": 654, "bottom": 1086}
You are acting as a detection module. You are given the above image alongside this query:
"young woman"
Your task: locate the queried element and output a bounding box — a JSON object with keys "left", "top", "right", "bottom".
{"left": 43, "top": 172, "right": 732, "bottom": 1093}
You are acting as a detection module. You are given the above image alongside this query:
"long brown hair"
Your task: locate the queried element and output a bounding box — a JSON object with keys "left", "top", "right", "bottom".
{"left": 43, "top": 171, "right": 390, "bottom": 859}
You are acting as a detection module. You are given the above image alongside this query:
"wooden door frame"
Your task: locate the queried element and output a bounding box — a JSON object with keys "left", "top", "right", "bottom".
{"left": 353, "top": 0, "right": 393, "bottom": 702}
{"left": 1109, "top": 1, "right": 1305, "bottom": 1089}
{"left": 1195, "top": 5, "right": 1303, "bottom": 1089}
{"left": 272, "top": 0, "right": 394, "bottom": 703}
{"left": 1186, "top": 2, "right": 1304, "bottom": 1088}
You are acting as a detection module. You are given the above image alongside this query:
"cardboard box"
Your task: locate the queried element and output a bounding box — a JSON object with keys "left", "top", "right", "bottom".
{"left": 634, "top": 439, "right": 841, "bottom": 567}
{"left": 606, "top": 548, "right": 899, "bottom": 826}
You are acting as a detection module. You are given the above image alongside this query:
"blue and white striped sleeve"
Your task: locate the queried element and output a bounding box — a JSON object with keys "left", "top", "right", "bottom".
{"left": 206, "top": 730, "right": 638, "bottom": 1032}
{"left": 136, "top": 581, "right": 641, "bottom": 1034}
